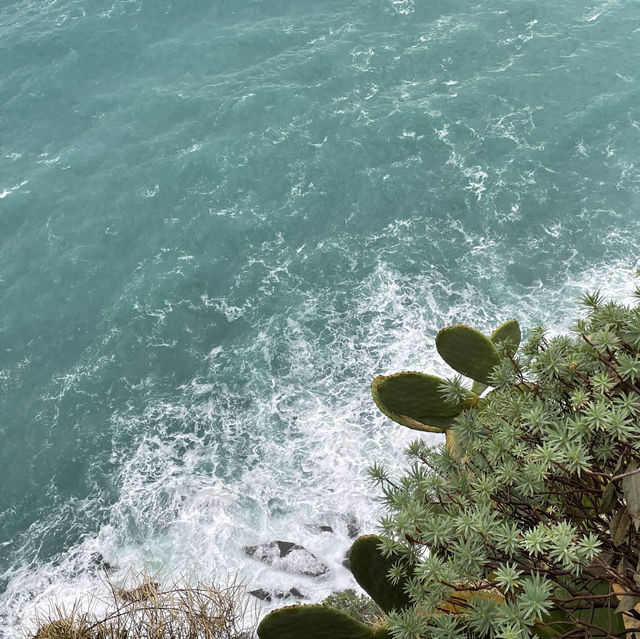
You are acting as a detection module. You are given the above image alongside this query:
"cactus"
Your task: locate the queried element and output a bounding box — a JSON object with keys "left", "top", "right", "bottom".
{"left": 348, "top": 535, "right": 411, "bottom": 614}
{"left": 257, "top": 604, "right": 377, "bottom": 639}
{"left": 532, "top": 596, "right": 625, "bottom": 638}
{"left": 260, "top": 308, "right": 635, "bottom": 638}
{"left": 372, "top": 320, "right": 521, "bottom": 437}
{"left": 472, "top": 318, "right": 521, "bottom": 395}
{"left": 256, "top": 573, "right": 623, "bottom": 639}
{"left": 262, "top": 318, "right": 526, "bottom": 639}
{"left": 490, "top": 318, "right": 521, "bottom": 354}
{"left": 435, "top": 324, "right": 501, "bottom": 386}
{"left": 370, "top": 371, "right": 476, "bottom": 433}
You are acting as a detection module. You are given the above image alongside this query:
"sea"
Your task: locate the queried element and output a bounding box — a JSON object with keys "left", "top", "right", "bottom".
{"left": 1, "top": 0, "right": 639, "bottom": 635}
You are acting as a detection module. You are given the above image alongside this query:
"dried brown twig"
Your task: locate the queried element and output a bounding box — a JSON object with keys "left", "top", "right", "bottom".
{"left": 29, "top": 567, "right": 258, "bottom": 639}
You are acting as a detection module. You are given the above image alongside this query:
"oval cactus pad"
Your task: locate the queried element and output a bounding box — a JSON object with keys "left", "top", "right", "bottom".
{"left": 349, "top": 535, "right": 411, "bottom": 613}
{"left": 258, "top": 605, "right": 373, "bottom": 639}
{"left": 371, "top": 371, "right": 469, "bottom": 432}
{"left": 436, "top": 324, "right": 501, "bottom": 385}
{"left": 490, "top": 318, "right": 521, "bottom": 355}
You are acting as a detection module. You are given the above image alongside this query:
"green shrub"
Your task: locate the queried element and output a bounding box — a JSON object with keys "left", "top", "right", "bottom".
{"left": 322, "top": 589, "right": 383, "bottom": 625}
{"left": 370, "top": 283, "right": 640, "bottom": 638}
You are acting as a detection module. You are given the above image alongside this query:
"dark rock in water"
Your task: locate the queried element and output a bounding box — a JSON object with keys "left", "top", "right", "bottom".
{"left": 243, "top": 540, "right": 329, "bottom": 577}
{"left": 344, "top": 514, "right": 360, "bottom": 539}
{"left": 342, "top": 550, "right": 350, "bottom": 570}
{"left": 249, "top": 588, "right": 272, "bottom": 601}
{"left": 304, "top": 523, "right": 334, "bottom": 534}
{"left": 89, "top": 551, "right": 117, "bottom": 573}
{"left": 249, "top": 587, "right": 308, "bottom": 602}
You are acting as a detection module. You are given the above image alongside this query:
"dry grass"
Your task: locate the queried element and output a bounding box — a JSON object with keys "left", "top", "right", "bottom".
{"left": 29, "top": 568, "right": 258, "bottom": 639}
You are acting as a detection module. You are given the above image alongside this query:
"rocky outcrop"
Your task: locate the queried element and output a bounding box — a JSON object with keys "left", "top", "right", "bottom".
{"left": 249, "top": 587, "right": 307, "bottom": 602}
{"left": 243, "top": 541, "right": 329, "bottom": 578}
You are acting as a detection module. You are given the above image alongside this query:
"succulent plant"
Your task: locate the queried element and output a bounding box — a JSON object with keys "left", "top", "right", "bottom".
{"left": 471, "top": 318, "right": 522, "bottom": 395}
{"left": 347, "top": 535, "right": 411, "bottom": 614}
{"left": 259, "top": 319, "right": 527, "bottom": 639}
{"left": 435, "top": 324, "right": 503, "bottom": 386}
{"left": 370, "top": 287, "right": 640, "bottom": 638}
{"left": 370, "top": 371, "right": 477, "bottom": 433}
{"left": 257, "top": 604, "right": 381, "bottom": 639}
{"left": 371, "top": 319, "right": 520, "bottom": 447}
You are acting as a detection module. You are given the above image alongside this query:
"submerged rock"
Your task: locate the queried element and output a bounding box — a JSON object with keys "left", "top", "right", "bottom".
{"left": 249, "top": 587, "right": 307, "bottom": 602}
{"left": 243, "top": 540, "right": 329, "bottom": 577}
{"left": 249, "top": 588, "right": 271, "bottom": 601}
{"left": 304, "top": 523, "right": 334, "bottom": 534}
{"left": 342, "top": 514, "right": 360, "bottom": 539}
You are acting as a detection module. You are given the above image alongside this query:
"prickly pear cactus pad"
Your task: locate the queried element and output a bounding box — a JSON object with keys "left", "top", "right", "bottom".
{"left": 490, "top": 318, "right": 521, "bottom": 355}
{"left": 436, "top": 324, "right": 501, "bottom": 385}
{"left": 349, "top": 535, "right": 411, "bottom": 614}
{"left": 531, "top": 598, "right": 626, "bottom": 639}
{"left": 257, "top": 605, "right": 373, "bottom": 639}
{"left": 472, "top": 318, "right": 521, "bottom": 395}
{"left": 371, "top": 371, "right": 473, "bottom": 432}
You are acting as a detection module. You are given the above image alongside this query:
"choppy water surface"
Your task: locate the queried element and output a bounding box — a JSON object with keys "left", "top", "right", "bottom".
{"left": 1, "top": 0, "right": 640, "bottom": 634}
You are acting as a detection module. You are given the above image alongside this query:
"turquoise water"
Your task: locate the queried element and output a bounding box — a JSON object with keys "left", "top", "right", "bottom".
{"left": 1, "top": 0, "right": 639, "bottom": 633}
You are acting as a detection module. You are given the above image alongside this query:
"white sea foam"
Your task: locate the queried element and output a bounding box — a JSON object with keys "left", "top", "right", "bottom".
{"left": 583, "top": 0, "right": 620, "bottom": 23}
{"left": 389, "top": 0, "right": 415, "bottom": 15}
{"left": 0, "top": 180, "right": 28, "bottom": 199}
{"left": 139, "top": 184, "right": 160, "bottom": 198}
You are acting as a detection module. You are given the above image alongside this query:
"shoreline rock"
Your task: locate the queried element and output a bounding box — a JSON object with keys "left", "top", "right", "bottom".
{"left": 243, "top": 540, "right": 330, "bottom": 578}
{"left": 249, "top": 587, "right": 307, "bottom": 603}
{"left": 304, "top": 523, "right": 334, "bottom": 534}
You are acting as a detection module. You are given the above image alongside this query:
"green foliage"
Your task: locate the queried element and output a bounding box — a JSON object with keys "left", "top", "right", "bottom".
{"left": 370, "top": 287, "right": 640, "bottom": 638}
{"left": 321, "top": 590, "right": 383, "bottom": 625}
{"left": 491, "top": 319, "right": 523, "bottom": 355}
{"left": 261, "top": 283, "right": 640, "bottom": 639}
{"left": 470, "top": 318, "right": 521, "bottom": 395}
